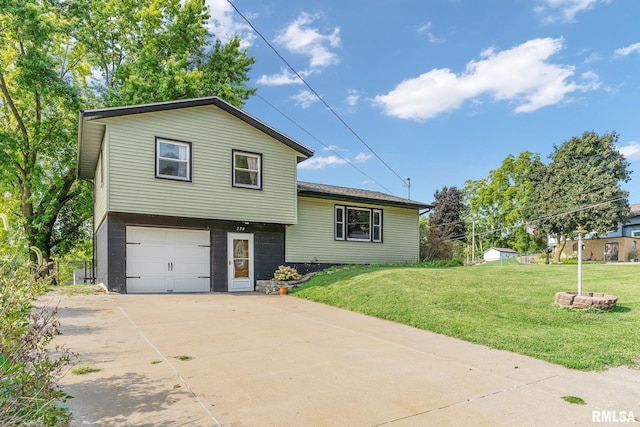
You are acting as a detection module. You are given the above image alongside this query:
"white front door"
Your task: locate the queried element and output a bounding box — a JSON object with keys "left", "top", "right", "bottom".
{"left": 227, "top": 233, "right": 254, "bottom": 292}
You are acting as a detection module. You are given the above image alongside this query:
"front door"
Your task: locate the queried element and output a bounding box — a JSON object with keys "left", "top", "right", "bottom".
{"left": 227, "top": 233, "right": 254, "bottom": 292}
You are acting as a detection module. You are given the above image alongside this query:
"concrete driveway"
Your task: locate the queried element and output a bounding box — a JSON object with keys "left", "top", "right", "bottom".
{"left": 45, "top": 291, "right": 639, "bottom": 426}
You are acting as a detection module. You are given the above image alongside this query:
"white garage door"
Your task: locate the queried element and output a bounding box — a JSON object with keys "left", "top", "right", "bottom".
{"left": 126, "top": 226, "right": 210, "bottom": 293}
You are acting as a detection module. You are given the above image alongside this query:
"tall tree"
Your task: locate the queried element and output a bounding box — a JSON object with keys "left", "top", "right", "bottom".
{"left": 523, "top": 131, "right": 631, "bottom": 262}
{"left": 73, "top": 0, "right": 256, "bottom": 107}
{"left": 0, "top": 0, "right": 258, "bottom": 262}
{"left": 0, "top": 0, "right": 92, "bottom": 261}
{"left": 465, "top": 152, "right": 546, "bottom": 253}
{"left": 421, "top": 186, "right": 466, "bottom": 261}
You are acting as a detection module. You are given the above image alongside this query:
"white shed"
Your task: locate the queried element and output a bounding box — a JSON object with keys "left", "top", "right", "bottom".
{"left": 483, "top": 247, "right": 518, "bottom": 262}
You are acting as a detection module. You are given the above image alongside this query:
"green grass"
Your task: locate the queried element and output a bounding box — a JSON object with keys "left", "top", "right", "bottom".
{"left": 53, "top": 284, "right": 105, "bottom": 295}
{"left": 293, "top": 263, "right": 640, "bottom": 370}
{"left": 562, "top": 396, "right": 587, "bottom": 405}
{"left": 173, "top": 355, "right": 193, "bottom": 361}
{"left": 71, "top": 365, "right": 101, "bottom": 375}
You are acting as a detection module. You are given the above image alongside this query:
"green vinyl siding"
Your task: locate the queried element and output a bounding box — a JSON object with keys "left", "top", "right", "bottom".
{"left": 100, "top": 105, "right": 300, "bottom": 224}
{"left": 93, "top": 132, "right": 108, "bottom": 230}
{"left": 286, "top": 197, "right": 420, "bottom": 264}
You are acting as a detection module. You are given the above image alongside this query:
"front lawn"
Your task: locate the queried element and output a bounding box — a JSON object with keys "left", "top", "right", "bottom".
{"left": 292, "top": 263, "right": 640, "bottom": 370}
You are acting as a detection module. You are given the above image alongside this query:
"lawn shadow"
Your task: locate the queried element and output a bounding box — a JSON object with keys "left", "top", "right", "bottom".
{"left": 612, "top": 305, "right": 631, "bottom": 313}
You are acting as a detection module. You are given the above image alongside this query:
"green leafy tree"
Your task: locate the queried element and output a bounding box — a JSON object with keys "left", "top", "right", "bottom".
{"left": 465, "top": 152, "right": 546, "bottom": 254}
{"left": 0, "top": 0, "right": 93, "bottom": 263}
{"left": 73, "top": 0, "right": 256, "bottom": 107}
{"left": 523, "top": 131, "right": 631, "bottom": 262}
{"left": 1, "top": 0, "right": 257, "bottom": 263}
{"left": 421, "top": 186, "right": 466, "bottom": 261}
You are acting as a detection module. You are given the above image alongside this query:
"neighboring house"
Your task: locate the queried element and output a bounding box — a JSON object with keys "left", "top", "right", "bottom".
{"left": 483, "top": 247, "right": 518, "bottom": 262}
{"left": 559, "top": 203, "right": 640, "bottom": 262}
{"left": 77, "top": 97, "right": 430, "bottom": 293}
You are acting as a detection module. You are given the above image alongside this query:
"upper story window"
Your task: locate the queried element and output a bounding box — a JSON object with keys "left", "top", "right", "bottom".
{"left": 156, "top": 138, "right": 191, "bottom": 181}
{"left": 233, "top": 150, "right": 262, "bottom": 189}
{"left": 335, "top": 205, "right": 383, "bottom": 242}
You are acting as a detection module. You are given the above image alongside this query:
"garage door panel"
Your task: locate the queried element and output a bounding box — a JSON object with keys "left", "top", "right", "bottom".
{"left": 127, "top": 259, "right": 168, "bottom": 276}
{"left": 172, "top": 259, "right": 209, "bottom": 275}
{"left": 127, "top": 277, "right": 168, "bottom": 293}
{"left": 172, "top": 229, "right": 210, "bottom": 245}
{"left": 170, "top": 277, "right": 210, "bottom": 293}
{"left": 128, "top": 227, "right": 170, "bottom": 243}
{"left": 126, "top": 226, "right": 210, "bottom": 293}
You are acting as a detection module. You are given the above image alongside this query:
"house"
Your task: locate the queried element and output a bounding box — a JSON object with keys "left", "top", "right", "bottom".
{"left": 559, "top": 203, "right": 640, "bottom": 262}
{"left": 77, "top": 97, "right": 430, "bottom": 293}
{"left": 483, "top": 247, "right": 518, "bottom": 262}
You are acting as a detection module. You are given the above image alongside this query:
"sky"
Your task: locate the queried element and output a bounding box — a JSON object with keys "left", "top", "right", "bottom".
{"left": 206, "top": 0, "right": 640, "bottom": 205}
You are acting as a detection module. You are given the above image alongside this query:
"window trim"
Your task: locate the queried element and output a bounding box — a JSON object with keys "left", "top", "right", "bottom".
{"left": 232, "top": 150, "right": 263, "bottom": 190}
{"left": 372, "top": 209, "right": 383, "bottom": 243}
{"left": 334, "top": 204, "right": 383, "bottom": 243}
{"left": 335, "top": 205, "right": 345, "bottom": 240}
{"left": 155, "top": 137, "right": 192, "bottom": 181}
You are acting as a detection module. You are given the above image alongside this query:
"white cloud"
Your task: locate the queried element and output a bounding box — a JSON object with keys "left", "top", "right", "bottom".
{"left": 298, "top": 155, "right": 347, "bottom": 170}
{"left": 619, "top": 141, "right": 640, "bottom": 161}
{"left": 417, "top": 21, "right": 444, "bottom": 43}
{"left": 536, "top": 0, "right": 608, "bottom": 22}
{"left": 346, "top": 89, "right": 361, "bottom": 106}
{"left": 257, "top": 68, "right": 303, "bottom": 86}
{"left": 298, "top": 151, "right": 371, "bottom": 170}
{"left": 374, "top": 38, "right": 600, "bottom": 121}
{"left": 275, "top": 12, "right": 341, "bottom": 68}
{"left": 259, "top": 12, "right": 341, "bottom": 87}
{"left": 322, "top": 145, "right": 340, "bottom": 152}
{"left": 614, "top": 42, "right": 640, "bottom": 57}
{"left": 290, "top": 90, "right": 318, "bottom": 108}
{"left": 418, "top": 22, "right": 444, "bottom": 43}
{"left": 354, "top": 152, "right": 372, "bottom": 163}
{"left": 205, "top": 0, "right": 256, "bottom": 46}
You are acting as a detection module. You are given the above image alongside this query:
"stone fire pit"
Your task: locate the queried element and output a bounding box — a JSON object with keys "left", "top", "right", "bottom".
{"left": 555, "top": 292, "right": 617, "bottom": 310}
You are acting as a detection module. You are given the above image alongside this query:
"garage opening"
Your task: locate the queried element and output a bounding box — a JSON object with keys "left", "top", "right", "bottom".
{"left": 126, "top": 226, "right": 210, "bottom": 293}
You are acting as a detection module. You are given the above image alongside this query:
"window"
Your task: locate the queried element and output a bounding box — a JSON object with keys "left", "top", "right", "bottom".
{"left": 156, "top": 138, "right": 191, "bottom": 181}
{"left": 335, "top": 205, "right": 383, "bottom": 242}
{"left": 335, "top": 206, "right": 345, "bottom": 240}
{"left": 632, "top": 230, "right": 640, "bottom": 238}
{"left": 233, "top": 150, "right": 262, "bottom": 189}
{"left": 372, "top": 209, "right": 382, "bottom": 242}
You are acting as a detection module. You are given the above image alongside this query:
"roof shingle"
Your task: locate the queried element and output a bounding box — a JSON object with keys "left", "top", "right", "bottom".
{"left": 297, "top": 181, "right": 431, "bottom": 210}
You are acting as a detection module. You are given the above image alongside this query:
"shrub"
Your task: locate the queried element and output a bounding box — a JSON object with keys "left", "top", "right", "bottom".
{"left": 0, "top": 218, "right": 75, "bottom": 426}
{"left": 420, "top": 259, "right": 464, "bottom": 268}
{"left": 273, "top": 265, "right": 302, "bottom": 282}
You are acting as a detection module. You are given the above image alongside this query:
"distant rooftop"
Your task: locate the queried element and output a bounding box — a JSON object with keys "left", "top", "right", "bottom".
{"left": 297, "top": 181, "right": 431, "bottom": 210}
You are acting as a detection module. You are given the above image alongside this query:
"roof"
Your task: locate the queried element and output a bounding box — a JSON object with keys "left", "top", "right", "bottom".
{"left": 484, "top": 247, "right": 518, "bottom": 254}
{"left": 77, "top": 96, "right": 314, "bottom": 180}
{"left": 297, "top": 181, "right": 431, "bottom": 210}
{"left": 631, "top": 203, "right": 640, "bottom": 216}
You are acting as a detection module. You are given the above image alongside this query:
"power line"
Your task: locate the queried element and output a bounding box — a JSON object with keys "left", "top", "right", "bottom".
{"left": 225, "top": 1, "right": 409, "bottom": 190}
{"left": 254, "top": 93, "right": 395, "bottom": 194}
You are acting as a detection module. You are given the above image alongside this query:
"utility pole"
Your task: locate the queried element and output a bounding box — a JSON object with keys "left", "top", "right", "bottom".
{"left": 406, "top": 177, "right": 411, "bottom": 200}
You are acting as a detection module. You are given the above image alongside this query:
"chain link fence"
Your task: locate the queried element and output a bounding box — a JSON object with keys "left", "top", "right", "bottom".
{"left": 54, "top": 260, "right": 95, "bottom": 286}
